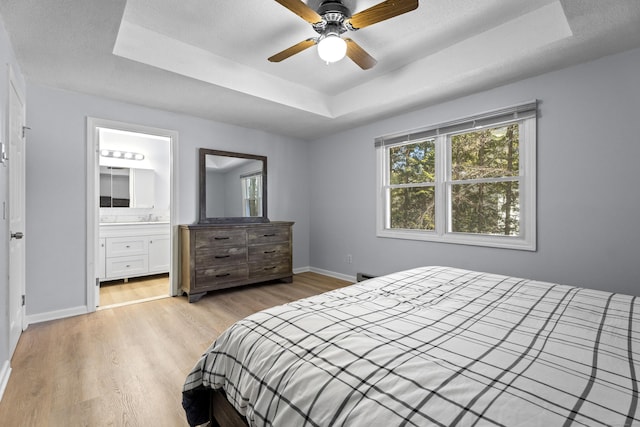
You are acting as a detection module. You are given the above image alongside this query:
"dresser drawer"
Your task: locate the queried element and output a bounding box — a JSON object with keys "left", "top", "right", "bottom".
{"left": 195, "top": 229, "right": 246, "bottom": 249}
{"left": 106, "top": 236, "right": 148, "bottom": 257}
{"left": 196, "top": 246, "right": 247, "bottom": 267}
{"left": 248, "top": 242, "right": 290, "bottom": 263}
{"left": 195, "top": 265, "right": 249, "bottom": 289}
{"left": 249, "top": 261, "right": 292, "bottom": 278}
{"left": 106, "top": 255, "right": 149, "bottom": 278}
{"left": 247, "top": 226, "right": 290, "bottom": 244}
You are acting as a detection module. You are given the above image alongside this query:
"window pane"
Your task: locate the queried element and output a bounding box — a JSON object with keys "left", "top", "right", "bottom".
{"left": 389, "top": 140, "right": 435, "bottom": 185}
{"left": 451, "top": 124, "right": 519, "bottom": 180}
{"left": 245, "top": 199, "right": 260, "bottom": 217}
{"left": 390, "top": 187, "right": 435, "bottom": 230}
{"left": 451, "top": 181, "right": 519, "bottom": 235}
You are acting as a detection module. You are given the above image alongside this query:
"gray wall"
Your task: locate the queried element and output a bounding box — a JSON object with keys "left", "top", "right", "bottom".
{"left": 24, "top": 85, "right": 311, "bottom": 316}
{"left": 309, "top": 47, "right": 640, "bottom": 296}
{"left": 206, "top": 169, "right": 226, "bottom": 218}
{"left": 9, "top": 26, "right": 640, "bottom": 328}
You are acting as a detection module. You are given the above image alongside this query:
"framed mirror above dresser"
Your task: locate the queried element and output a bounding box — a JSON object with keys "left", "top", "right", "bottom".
{"left": 198, "top": 148, "right": 268, "bottom": 224}
{"left": 180, "top": 149, "right": 293, "bottom": 302}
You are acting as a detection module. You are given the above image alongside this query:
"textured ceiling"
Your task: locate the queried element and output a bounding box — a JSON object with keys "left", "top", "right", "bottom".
{"left": 1, "top": 0, "right": 639, "bottom": 140}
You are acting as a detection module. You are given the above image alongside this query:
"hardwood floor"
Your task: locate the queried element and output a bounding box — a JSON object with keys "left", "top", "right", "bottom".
{"left": 99, "top": 274, "right": 170, "bottom": 307}
{"left": 0, "top": 273, "right": 351, "bottom": 426}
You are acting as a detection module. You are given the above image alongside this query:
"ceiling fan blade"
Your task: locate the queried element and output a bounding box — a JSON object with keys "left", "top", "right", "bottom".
{"left": 345, "top": 38, "right": 377, "bottom": 70}
{"left": 268, "top": 38, "right": 317, "bottom": 62}
{"left": 347, "top": 0, "right": 419, "bottom": 30}
{"left": 273, "top": 0, "right": 323, "bottom": 24}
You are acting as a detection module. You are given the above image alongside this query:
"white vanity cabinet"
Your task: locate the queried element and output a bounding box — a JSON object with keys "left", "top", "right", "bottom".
{"left": 99, "top": 222, "right": 170, "bottom": 282}
{"left": 148, "top": 234, "right": 170, "bottom": 273}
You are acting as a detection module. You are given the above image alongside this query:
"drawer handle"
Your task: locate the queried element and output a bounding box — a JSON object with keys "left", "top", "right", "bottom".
{"left": 264, "top": 266, "right": 277, "bottom": 271}
{"left": 215, "top": 273, "right": 231, "bottom": 277}
{"left": 125, "top": 245, "right": 131, "bottom": 248}
{"left": 214, "top": 237, "right": 230, "bottom": 240}
{"left": 264, "top": 250, "right": 276, "bottom": 254}
{"left": 215, "top": 255, "right": 230, "bottom": 259}
{"left": 263, "top": 234, "right": 276, "bottom": 237}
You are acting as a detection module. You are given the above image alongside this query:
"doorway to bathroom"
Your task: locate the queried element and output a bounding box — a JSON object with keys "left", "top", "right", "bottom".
{"left": 86, "top": 118, "right": 178, "bottom": 310}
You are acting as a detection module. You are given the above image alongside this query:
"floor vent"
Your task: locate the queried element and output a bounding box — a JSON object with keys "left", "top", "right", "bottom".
{"left": 356, "top": 272, "right": 377, "bottom": 282}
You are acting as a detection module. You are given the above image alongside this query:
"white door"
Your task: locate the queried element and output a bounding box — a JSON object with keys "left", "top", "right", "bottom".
{"left": 8, "top": 70, "right": 26, "bottom": 358}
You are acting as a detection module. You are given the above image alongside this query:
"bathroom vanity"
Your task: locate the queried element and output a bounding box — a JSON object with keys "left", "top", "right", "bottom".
{"left": 98, "top": 222, "right": 170, "bottom": 282}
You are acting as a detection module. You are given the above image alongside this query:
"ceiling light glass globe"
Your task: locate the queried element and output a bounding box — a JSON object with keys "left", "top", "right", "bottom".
{"left": 317, "top": 35, "right": 347, "bottom": 63}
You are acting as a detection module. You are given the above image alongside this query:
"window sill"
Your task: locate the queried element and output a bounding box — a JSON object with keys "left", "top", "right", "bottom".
{"left": 376, "top": 229, "right": 536, "bottom": 251}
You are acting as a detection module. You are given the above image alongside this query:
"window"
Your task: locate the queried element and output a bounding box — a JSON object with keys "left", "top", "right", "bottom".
{"left": 376, "top": 102, "right": 537, "bottom": 250}
{"left": 241, "top": 172, "right": 263, "bottom": 217}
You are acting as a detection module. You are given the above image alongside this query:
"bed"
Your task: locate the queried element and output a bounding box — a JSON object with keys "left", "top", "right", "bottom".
{"left": 182, "top": 266, "right": 639, "bottom": 426}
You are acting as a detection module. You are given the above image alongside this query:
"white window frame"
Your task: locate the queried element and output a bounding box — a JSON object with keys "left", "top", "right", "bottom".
{"left": 376, "top": 102, "right": 537, "bottom": 251}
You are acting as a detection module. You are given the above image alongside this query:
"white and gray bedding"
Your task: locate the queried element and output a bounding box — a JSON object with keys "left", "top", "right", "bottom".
{"left": 183, "top": 266, "right": 639, "bottom": 426}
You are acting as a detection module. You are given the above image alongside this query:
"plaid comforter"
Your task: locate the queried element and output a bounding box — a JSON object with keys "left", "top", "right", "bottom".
{"left": 183, "top": 266, "right": 639, "bottom": 426}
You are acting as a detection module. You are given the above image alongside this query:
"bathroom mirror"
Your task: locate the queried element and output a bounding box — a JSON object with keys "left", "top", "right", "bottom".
{"left": 100, "top": 166, "right": 155, "bottom": 208}
{"left": 198, "top": 148, "right": 268, "bottom": 224}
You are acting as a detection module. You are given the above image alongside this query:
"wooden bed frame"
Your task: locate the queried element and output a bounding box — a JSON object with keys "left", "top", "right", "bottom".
{"left": 209, "top": 390, "right": 249, "bottom": 427}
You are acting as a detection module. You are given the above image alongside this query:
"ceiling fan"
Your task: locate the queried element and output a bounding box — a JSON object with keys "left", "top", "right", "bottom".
{"left": 269, "top": 0, "right": 419, "bottom": 70}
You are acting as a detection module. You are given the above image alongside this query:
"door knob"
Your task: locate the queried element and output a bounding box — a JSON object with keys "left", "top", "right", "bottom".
{"left": 10, "top": 231, "right": 24, "bottom": 240}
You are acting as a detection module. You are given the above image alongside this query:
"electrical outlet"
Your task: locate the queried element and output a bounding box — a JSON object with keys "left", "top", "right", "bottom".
{"left": 346, "top": 254, "right": 352, "bottom": 264}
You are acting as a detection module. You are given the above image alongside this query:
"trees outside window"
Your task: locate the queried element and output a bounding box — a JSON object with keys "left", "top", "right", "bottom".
{"left": 388, "top": 140, "right": 436, "bottom": 230}
{"left": 376, "top": 104, "right": 536, "bottom": 250}
{"left": 450, "top": 124, "right": 520, "bottom": 236}
{"left": 241, "top": 173, "right": 262, "bottom": 217}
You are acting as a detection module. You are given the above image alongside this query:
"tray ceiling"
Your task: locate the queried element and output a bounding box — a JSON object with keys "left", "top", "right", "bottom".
{"left": 1, "top": 0, "right": 639, "bottom": 140}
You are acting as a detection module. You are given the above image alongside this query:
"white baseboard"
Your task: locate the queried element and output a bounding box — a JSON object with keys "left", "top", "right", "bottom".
{"left": 0, "top": 360, "right": 11, "bottom": 402}
{"left": 23, "top": 269, "right": 353, "bottom": 325}
{"left": 292, "top": 266, "right": 310, "bottom": 274}
{"left": 306, "top": 267, "right": 356, "bottom": 283}
{"left": 294, "top": 265, "right": 356, "bottom": 283}
{"left": 25, "top": 305, "right": 89, "bottom": 327}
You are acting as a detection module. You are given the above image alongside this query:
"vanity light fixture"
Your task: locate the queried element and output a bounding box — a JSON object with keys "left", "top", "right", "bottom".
{"left": 100, "top": 149, "right": 145, "bottom": 160}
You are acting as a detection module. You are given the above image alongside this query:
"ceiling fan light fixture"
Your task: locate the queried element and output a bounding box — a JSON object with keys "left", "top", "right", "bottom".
{"left": 317, "top": 34, "right": 347, "bottom": 63}
{"left": 271, "top": 0, "right": 419, "bottom": 69}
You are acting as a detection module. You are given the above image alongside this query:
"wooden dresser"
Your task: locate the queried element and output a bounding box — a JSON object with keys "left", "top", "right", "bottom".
{"left": 179, "top": 221, "right": 294, "bottom": 302}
